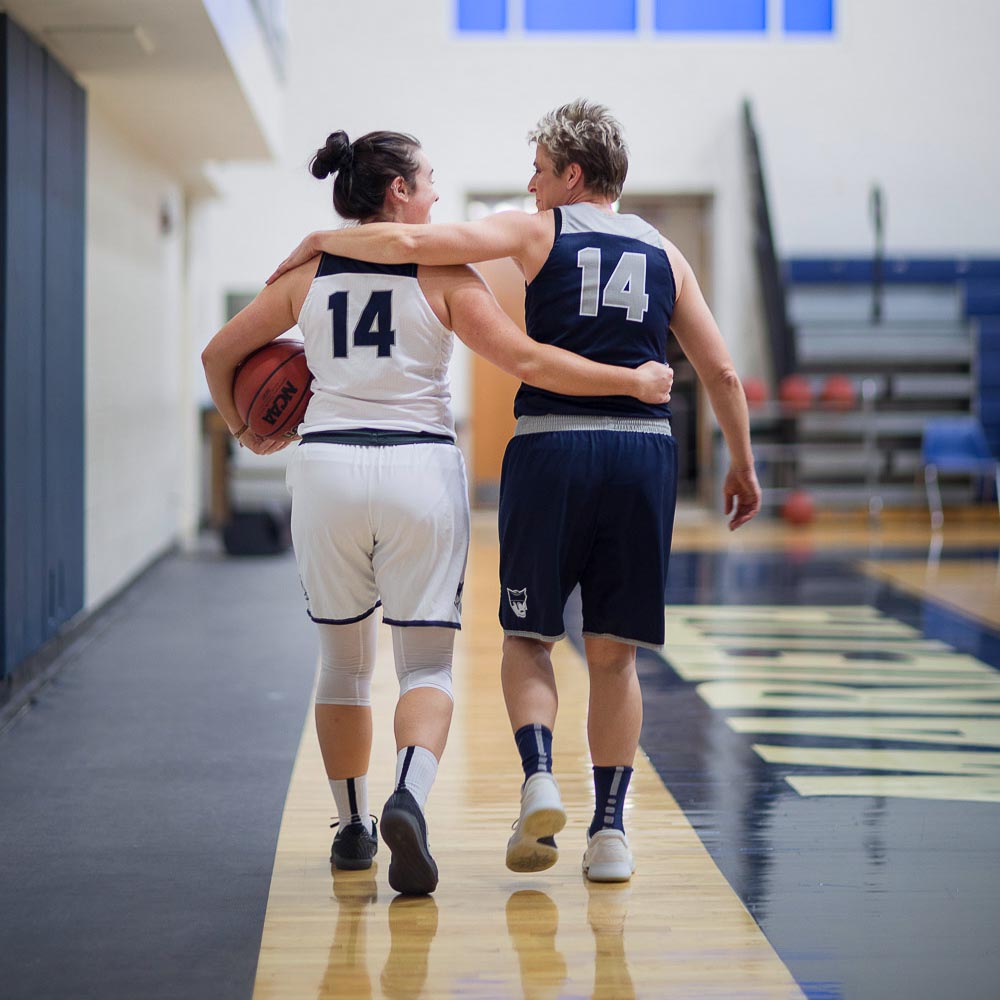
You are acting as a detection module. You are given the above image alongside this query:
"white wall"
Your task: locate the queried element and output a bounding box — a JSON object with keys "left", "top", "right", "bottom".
{"left": 195, "top": 0, "right": 1000, "bottom": 395}
{"left": 85, "top": 104, "right": 187, "bottom": 609}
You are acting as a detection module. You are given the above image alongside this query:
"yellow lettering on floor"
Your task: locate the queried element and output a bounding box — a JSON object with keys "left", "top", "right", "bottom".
{"left": 664, "top": 606, "right": 1000, "bottom": 804}
{"left": 698, "top": 681, "right": 1000, "bottom": 715}
{"left": 729, "top": 715, "right": 1000, "bottom": 746}
{"left": 753, "top": 745, "right": 1000, "bottom": 774}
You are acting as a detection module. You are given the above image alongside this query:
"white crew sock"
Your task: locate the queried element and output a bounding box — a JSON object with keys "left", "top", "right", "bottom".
{"left": 394, "top": 745, "right": 438, "bottom": 812}
{"left": 329, "top": 775, "right": 369, "bottom": 829}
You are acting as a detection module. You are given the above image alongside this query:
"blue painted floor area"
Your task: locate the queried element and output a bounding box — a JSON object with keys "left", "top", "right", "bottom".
{"left": 0, "top": 549, "right": 317, "bottom": 1000}
{"left": 625, "top": 549, "right": 1000, "bottom": 1000}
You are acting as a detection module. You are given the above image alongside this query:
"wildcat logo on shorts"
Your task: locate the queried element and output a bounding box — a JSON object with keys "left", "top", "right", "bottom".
{"left": 506, "top": 587, "right": 528, "bottom": 619}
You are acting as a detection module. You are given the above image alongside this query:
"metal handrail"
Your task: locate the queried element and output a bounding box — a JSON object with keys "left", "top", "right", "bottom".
{"left": 742, "top": 99, "right": 796, "bottom": 381}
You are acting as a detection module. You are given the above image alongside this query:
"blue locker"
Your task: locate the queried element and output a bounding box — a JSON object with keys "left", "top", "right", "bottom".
{"left": 1, "top": 16, "right": 85, "bottom": 679}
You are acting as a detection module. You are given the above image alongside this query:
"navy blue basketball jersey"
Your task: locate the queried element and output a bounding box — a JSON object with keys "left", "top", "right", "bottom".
{"left": 515, "top": 203, "right": 676, "bottom": 419}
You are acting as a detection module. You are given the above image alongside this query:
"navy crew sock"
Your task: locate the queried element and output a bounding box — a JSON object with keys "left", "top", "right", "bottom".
{"left": 589, "top": 765, "right": 633, "bottom": 838}
{"left": 514, "top": 723, "right": 553, "bottom": 782}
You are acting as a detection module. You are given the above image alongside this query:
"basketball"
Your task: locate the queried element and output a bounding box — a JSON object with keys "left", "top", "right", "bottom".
{"left": 778, "top": 374, "right": 813, "bottom": 413}
{"left": 233, "top": 338, "right": 313, "bottom": 438}
{"left": 742, "top": 376, "right": 768, "bottom": 409}
{"left": 820, "top": 374, "right": 856, "bottom": 410}
{"left": 781, "top": 489, "right": 816, "bottom": 526}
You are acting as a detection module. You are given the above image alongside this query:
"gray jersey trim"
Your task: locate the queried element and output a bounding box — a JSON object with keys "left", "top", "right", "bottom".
{"left": 581, "top": 630, "right": 665, "bottom": 652}
{"left": 502, "top": 628, "right": 568, "bottom": 643}
{"left": 558, "top": 203, "right": 665, "bottom": 252}
{"left": 514, "top": 415, "right": 672, "bottom": 436}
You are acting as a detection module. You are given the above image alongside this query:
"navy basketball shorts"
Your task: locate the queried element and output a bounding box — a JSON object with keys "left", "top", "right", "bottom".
{"left": 497, "top": 423, "right": 677, "bottom": 650}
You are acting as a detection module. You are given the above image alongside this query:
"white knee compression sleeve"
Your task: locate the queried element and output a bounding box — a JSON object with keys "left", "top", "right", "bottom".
{"left": 391, "top": 626, "right": 455, "bottom": 702}
{"left": 314, "top": 615, "right": 378, "bottom": 706}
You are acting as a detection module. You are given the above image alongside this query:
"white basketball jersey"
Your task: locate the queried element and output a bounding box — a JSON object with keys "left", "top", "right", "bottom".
{"left": 296, "top": 255, "right": 455, "bottom": 437}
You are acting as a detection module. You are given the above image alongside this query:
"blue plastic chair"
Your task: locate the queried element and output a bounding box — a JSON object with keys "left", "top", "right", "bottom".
{"left": 922, "top": 416, "right": 1000, "bottom": 529}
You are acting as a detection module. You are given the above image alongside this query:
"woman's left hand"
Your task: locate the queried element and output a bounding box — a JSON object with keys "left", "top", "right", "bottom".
{"left": 723, "top": 464, "right": 762, "bottom": 530}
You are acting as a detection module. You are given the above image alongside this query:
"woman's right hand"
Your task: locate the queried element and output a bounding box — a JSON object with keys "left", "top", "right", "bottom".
{"left": 634, "top": 360, "right": 674, "bottom": 404}
{"left": 238, "top": 430, "right": 293, "bottom": 456}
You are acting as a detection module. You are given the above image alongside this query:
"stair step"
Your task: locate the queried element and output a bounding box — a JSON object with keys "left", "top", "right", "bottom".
{"left": 788, "top": 286, "right": 963, "bottom": 324}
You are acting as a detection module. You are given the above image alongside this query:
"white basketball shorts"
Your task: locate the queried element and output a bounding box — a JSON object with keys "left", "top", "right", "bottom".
{"left": 286, "top": 441, "right": 470, "bottom": 628}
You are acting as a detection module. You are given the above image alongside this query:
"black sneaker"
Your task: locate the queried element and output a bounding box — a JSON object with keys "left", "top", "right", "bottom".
{"left": 380, "top": 788, "right": 438, "bottom": 895}
{"left": 330, "top": 817, "right": 378, "bottom": 871}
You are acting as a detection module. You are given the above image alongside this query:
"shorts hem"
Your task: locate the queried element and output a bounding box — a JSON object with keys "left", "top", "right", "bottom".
{"left": 307, "top": 602, "right": 381, "bottom": 625}
{"left": 581, "top": 630, "right": 664, "bottom": 652}
{"left": 383, "top": 617, "right": 461, "bottom": 629}
{"left": 502, "top": 628, "right": 567, "bottom": 643}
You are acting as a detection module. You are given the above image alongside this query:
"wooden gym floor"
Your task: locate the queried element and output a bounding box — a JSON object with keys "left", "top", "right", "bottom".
{"left": 1, "top": 505, "right": 999, "bottom": 999}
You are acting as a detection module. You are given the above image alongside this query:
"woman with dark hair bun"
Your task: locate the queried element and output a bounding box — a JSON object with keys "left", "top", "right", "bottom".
{"left": 308, "top": 130, "right": 353, "bottom": 178}
{"left": 310, "top": 130, "right": 422, "bottom": 223}
{"left": 202, "top": 131, "right": 673, "bottom": 895}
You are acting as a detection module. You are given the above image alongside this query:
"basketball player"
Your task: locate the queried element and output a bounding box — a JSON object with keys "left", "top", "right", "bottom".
{"left": 267, "top": 102, "right": 761, "bottom": 883}
{"left": 202, "top": 129, "right": 674, "bottom": 895}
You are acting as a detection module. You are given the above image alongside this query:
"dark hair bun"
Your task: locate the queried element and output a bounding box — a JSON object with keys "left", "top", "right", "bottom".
{"left": 310, "top": 131, "right": 353, "bottom": 179}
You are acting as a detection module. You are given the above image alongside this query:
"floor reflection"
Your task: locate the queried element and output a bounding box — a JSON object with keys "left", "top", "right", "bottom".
{"left": 505, "top": 885, "right": 637, "bottom": 1000}
{"left": 506, "top": 889, "right": 568, "bottom": 1000}
{"left": 380, "top": 895, "right": 439, "bottom": 1000}
{"left": 320, "top": 865, "right": 379, "bottom": 999}
{"left": 319, "top": 868, "right": 441, "bottom": 1000}
{"left": 586, "top": 881, "right": 636, "bottom": 1000}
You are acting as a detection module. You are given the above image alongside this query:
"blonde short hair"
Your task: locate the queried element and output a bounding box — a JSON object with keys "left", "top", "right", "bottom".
{"left": 527, "top": 100, "right": 629, "bottom": 201}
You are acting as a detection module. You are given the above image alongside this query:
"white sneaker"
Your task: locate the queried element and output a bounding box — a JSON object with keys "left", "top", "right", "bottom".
{"left": 582, "top": 829, "right": 635, "bottom": 883}
{"left": 505, "top": 772, "right": 567, "bottom": 873}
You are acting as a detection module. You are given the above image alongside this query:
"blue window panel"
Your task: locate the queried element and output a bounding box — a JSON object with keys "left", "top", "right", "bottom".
{"left": 785, "top": 0, "right": 834, "bottom": 32}
{"left": 525, "top": 0, "right": 636, "bottom": 32}
{"left": 457, "top": 0, "right": 507, "bottom": 32}
{"left": 655, "top": 1, "right": 765, "bottom": 32}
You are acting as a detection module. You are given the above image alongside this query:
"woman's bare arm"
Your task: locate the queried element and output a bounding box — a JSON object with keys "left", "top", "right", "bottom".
{"left": 665, "top": 240, "right": 760, "bottom": 529}
{"left": 267, "top": 211, "right": 553, "bottom": 285}
{"left": 201, "top": 260, "right": 314, "bottom": 455}
{"left": 432, "top": 265, "right": 673, "bottom": 402}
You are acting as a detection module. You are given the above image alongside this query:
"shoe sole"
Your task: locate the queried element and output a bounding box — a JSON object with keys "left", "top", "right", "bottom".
{"left": 505, "top": 806, "right": 567, "bottom": 873}
{"left": 583, "top": 862, "right": 634, "bottom": 883}
{"left": 330, "top": 852, "right": 375, "bottom": 871}
{"left": 381, "top": 806, "right": 438, "bottom": 895}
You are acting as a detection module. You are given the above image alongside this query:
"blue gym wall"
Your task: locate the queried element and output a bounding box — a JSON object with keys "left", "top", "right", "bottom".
{"left": 1, "top": 15, "right": 86, "bottom": 681}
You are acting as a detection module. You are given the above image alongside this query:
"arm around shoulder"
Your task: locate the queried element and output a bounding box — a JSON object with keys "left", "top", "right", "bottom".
{"left": 268, "top": 211, "right": 551, "bottom": 284}
{"left": 444, "top": 268, "right": 672, "bottom": 402}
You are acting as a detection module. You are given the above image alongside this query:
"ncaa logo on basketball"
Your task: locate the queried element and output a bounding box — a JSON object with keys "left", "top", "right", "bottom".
{"left": 262, "top": 380, "right": 299, "bottom": 426}
{"left": 506, "top": 587, "right": 528, "bottom": 619}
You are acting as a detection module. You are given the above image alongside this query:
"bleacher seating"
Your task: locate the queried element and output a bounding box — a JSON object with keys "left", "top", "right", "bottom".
{"left": 752, "top": 258, "right": 1000, "bottom": 510}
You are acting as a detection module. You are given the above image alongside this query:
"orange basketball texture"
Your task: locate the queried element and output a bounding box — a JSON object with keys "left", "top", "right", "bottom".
{"left": 233, "top": 339, "right": 313, "bottom": 438}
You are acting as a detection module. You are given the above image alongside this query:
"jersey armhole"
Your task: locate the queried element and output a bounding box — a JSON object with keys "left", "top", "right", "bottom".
{"left": 413, "top": 266, "right": 457, "bottom": 337}
{"left": 525, "top": 208, "right": 563, "bottom": 289}
{"left": 294, "top": 254, "right": 328, "bottom": 328}
{"left": 659, "top": 236, "right": 680, "bottom": 310}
